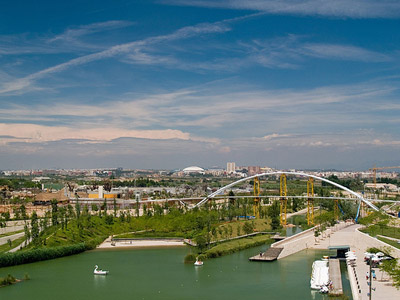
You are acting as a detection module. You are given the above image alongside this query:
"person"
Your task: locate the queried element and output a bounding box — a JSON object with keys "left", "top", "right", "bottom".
{"left": 372, "top": 270, "right": 376, "bottom": 280}
{"left": 259, "top": 252, "right": 263, "bottom": 257}
{"left": 366, "top": 271, "right": 369, "bottom": 280}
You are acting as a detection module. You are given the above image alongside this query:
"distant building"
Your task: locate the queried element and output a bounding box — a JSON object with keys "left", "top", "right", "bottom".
{"left": 364, "top": 183, "right": 398, "bottom": 192}
{"left": 227, "top": 162, "right": 236, "bottom": 174}
{"left": 182, "top": 166, "right": 205, "bottom": 174}
{"left": 247, "top": 166, "right": 261, "bottom": 176}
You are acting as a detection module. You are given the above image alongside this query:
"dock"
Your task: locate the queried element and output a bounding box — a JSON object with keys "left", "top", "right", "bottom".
{"left": 329, "top": 259, "right": 343, "bottom": 295}
{"left": 249, "top": 247, "right": 283, "bottom": 261}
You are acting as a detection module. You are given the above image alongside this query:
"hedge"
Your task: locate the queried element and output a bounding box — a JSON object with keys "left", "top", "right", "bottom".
{"left": 0, "top": 243, "right": 86, "bottom": 267}
{"left": 203, "top": 235, "right": 272, "bottom": 259}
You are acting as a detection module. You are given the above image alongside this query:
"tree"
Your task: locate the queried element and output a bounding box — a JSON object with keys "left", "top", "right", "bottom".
{"left": 379, "top": 258, "right": 400, "bottom": 287}
{"left": 243, "top": 222, "right": 254, "bottom": 235}
{"left": 30, "top": 211, "right": 39, "bottom": 243}
{"left": 51, "top": 200, "right": 58, "bottom": 226}
{"left": 1, "top": 211, "right": 10, "bottom": 222}
{"left": 271, "top": 215, "right": 281, "bottom": 230}
{"left": 24, "top": 223, "right": 30, "bottom": 246}
{"left": 105, "top": 214, "right": 114, "bottom": 225}
{"left": 195, "top": 234, "right": 207, "bottom": 252}
{"left": 13, "top": 207, "right": 21, "bottom": 220}
{"left": 113, "top": 199, "right": 117, "bottom": 217}
{"left": 143, "top": 204, "right": 147, "bottom": 216}
{"left": 153, "top": 204, "right": 163, "bottom": 217}
{"left": 103, "top": 199, "right": 107, "bottom": 216}
{"left": 20, "top": 204, "right": 27, "bottom": 221}
{"left": 91, "top": 204, "right": 98, "bottom": 214}
{"left": 237, "top": 224, "right": 242, "bottom": 236}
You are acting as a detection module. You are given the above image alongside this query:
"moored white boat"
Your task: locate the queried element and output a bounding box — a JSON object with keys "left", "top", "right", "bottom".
{"left": 94, "top": 265, "right": 109, "bottom": 275}
{"left": 194, "top": 259, "right": 203, "bottom": 266}
{"left": 310, "top": 260, "right": 329, "bottom": 290}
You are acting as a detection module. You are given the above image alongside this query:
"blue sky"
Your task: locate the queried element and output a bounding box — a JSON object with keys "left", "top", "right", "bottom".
{"left": 0, "top": 0, "right": 399, "bottom": 170}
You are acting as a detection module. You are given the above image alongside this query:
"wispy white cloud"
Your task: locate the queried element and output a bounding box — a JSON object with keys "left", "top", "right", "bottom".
{"left": 123, "top": 34, "right": 392, "bottom": 73}
{"left": 0, "top": 20, "right": 133, "bottom": 56}
{"left": 0, "top": 80, "right": 397, "bottom": 136}
{"left": 165, "top": 0, "right": 400, "bottom": 18}
{"left": 302, "top": 44, "right": 391, "bottom": 62}
{"left": 0, "top": 20, "right": 232, "bottom": 95}
{"left": 49, "top": 20, "right": 134, "bottom": 43}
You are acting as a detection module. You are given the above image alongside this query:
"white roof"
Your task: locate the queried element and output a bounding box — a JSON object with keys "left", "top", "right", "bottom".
{"left": 183, "top": 166, "right": 204, "bottom": 172}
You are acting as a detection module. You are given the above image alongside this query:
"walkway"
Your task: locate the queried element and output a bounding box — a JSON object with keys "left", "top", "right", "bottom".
{"left": 312, "top": 224, "right": 400, "bottom": 300}
{"left": 0, "top": 231, "right": 24, "bottom": 246}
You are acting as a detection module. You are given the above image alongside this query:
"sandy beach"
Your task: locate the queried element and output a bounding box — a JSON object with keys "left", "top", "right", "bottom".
{"left": 97, "top": 236, "right": 186, "bottom": 249}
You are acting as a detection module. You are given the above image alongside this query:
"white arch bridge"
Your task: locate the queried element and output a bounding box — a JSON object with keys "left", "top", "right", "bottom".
{"left": 193, "top": 171, "right": 379, "bottom": 225}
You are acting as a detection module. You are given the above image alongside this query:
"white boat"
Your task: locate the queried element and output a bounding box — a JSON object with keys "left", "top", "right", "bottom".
{"left": 194, "top": 259, "right": 203, "bottom": 266}
{"left": 320, "top": 285, "right": 329, "bottom": 294}
{"left": 310, "top": 260, "right": 329, "bottom": 290}
{"left": 94, "top": 265, "right": 109, "bottom": 275}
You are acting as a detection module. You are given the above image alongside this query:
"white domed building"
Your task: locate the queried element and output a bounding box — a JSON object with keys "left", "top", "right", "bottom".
{"left": 182, "top": 166, "right": 205, "bottom": 174}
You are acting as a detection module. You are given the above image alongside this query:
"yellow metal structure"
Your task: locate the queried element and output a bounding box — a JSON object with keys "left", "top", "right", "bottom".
{"left": 306, "top": 178, "right": 314, "bottom": 225}
{"left": 334, "top": 199, "right": 339, "bottom": 220}
{"left": 253, "top": 177, "right": 260, "bottom": 218}
{"left": 280, "top": 174, "right": 287, "bottom": 226}
{"left": 369, "top": 165, "right": 400, "bottom": 188}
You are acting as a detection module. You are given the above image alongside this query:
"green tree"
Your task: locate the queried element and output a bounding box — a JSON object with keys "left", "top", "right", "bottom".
{"left": 30, "top": 211, "right": 39, "bottom": 243}
{"left": 113, "top": 199, "right": 117, "bottom": 217}
{"left": 51, "top": 200, "right": 58, "bottom": 226}
{"left": 1, "top": 211, "right": 10, "bottom": 222}
{"left": 24, "top": 223, "right": 30, "bottom": 246}
{"left": 135, "top": 198, "right": 140, "bottom": 217}
{"left": 20, "top": 204, "right": 27, "bottom": 220}
{"left": 237, "top": 224, "right": 242, "bottom": 236}
{"left": 243, "top": 222, "right": 254, "bottom": 235}
{"left": 195, "top": 234, "right": 207, "bottom": 252}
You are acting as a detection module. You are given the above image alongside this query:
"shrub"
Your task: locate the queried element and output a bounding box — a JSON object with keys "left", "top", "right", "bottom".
{"left": 0, "top": 274, "right": 17, "bottom": 286}
{"left": 184, "top": 253, "right": 196, "bottom": 263}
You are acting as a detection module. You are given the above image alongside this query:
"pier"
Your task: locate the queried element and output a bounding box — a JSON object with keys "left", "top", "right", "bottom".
{"left": 249, "top": 247, "right": 283, "bottom": 261}
{"left": 328, "top": 259, "right": 343, "bottom": 295}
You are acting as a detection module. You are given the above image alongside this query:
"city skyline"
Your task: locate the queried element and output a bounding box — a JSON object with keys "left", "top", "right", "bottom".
{"left": 1, "top": 1, "right": 400, "bottom": 170}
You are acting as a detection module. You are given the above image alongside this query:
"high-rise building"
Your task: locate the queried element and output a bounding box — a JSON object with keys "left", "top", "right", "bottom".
{"left": 247, "top": 166, "right": 261, "bottom": 176}
{"left": 226, "top": 162, "right": 236, "bottom": 174}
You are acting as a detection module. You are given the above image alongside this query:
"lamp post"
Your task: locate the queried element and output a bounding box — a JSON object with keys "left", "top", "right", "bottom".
{"left": 369, "top": 261, "right": 372, "bottom": 300}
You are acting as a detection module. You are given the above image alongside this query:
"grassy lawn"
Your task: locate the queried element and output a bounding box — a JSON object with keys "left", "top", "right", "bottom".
{"left": 377, "top": 236, "right": 400, "bottom": 250}
{"left": 211, "top": 219, "right": 272, "bottom": 241}
{"left": 0, "top": 236, "right": 25, "bottom": 254}
{"left": 361, "top": 225, "right": 400, "bottom": 240}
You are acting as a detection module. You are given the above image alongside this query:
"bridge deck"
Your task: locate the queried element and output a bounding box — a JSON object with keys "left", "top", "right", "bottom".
{"left": 329, "top": 259, "right": 343, "bottom": 295}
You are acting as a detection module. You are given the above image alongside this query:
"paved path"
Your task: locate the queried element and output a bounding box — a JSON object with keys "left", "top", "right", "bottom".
{"left": 312, "top": 224, "right": 400, "bottom": 300}
{"left": 0, "top": 220, "right": 31, "bottom": 235}
{"left": 0, "top": 231, "right": 24, "bottom": 246}
{"left": 329, "top": 258, "right": 343, "bottom": 295}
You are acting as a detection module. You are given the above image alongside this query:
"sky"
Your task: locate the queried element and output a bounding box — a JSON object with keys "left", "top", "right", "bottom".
{"left": 0, "top": 0, "right": 399, "bottom": 171}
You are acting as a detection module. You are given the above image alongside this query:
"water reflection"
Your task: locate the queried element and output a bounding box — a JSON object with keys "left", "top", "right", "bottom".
{"left": 93, "top": 274, "right": 107, "bottom": 288}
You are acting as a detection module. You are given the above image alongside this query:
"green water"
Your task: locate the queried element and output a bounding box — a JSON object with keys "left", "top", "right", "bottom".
{"left": 0, "top": 246, "right": 352, "bottom": 300}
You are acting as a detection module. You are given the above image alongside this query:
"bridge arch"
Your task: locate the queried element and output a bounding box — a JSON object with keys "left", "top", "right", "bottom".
{"left": 194, "top": 171, "right": 378, "bottom": 211}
